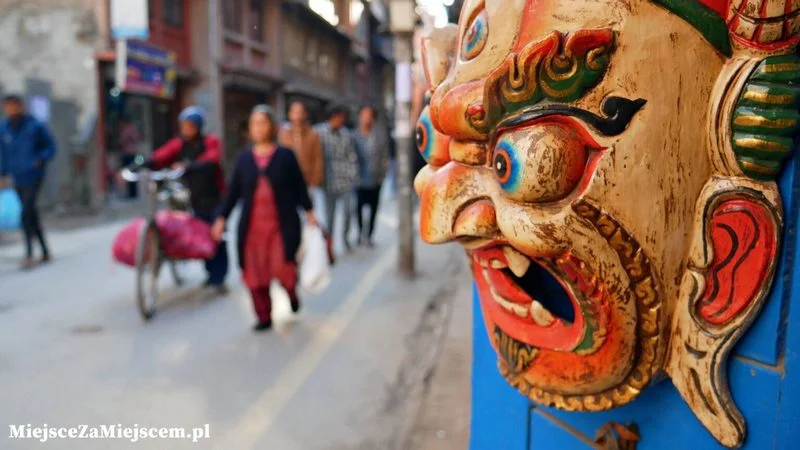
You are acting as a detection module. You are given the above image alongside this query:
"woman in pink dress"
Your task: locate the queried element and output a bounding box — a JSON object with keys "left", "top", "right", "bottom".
{"left": 213, "top": 105, "right": 318, "bottom": 331}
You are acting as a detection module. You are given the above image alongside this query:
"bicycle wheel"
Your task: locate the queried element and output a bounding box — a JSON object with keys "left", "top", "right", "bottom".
{"left": 135, "top": 221, "right": 161, "bottom": 321}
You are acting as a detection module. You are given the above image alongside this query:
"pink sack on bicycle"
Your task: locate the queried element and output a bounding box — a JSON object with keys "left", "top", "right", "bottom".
{"left": 157, "top": 211, "right": 217, "bottom": 261}
{"left": 112, "top": 218, "right": 145, "bottom": 267}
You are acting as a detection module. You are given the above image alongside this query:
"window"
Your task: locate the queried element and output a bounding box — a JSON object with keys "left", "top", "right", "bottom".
{"left": 248, "top": 0, "right": 265, "bottom": 42}
{"left": 306, "top": 37, "right": 319, "bottom": 77}
{"left": 162, "top": 0, "right": 183, "bottom": 27}
{"left": 320, "top": 41, "right": 339, "bottom": 83}
{"left": 283, "top": 21, "right": 305, "bottom": 69}
{"left": 224, "top": 0, "right": 244, "bottom": 32}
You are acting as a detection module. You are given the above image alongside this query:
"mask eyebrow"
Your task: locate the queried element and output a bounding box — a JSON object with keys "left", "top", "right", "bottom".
{"left": 466, "top": 29, "right": 617, "bottom": 135}
{"left": 494, "top": 96, "right": 647, "bottom": 138}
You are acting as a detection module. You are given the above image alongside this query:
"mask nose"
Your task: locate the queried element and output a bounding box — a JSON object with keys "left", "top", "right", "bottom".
{"left": 452, "top": 199, "right": 499, "bottom": 240}
{"left": 417, "top": 162, "right": 500, "bottom": 244}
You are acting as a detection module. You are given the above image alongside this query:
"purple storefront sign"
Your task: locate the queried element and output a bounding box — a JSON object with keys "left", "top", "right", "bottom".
{"left": 118, "top": 41, "right": 176, "bottom": 99}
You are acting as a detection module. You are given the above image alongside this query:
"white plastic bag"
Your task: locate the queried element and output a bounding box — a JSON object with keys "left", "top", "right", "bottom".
{"left": 298, "top": 224, "right": 331, "bottom": 294}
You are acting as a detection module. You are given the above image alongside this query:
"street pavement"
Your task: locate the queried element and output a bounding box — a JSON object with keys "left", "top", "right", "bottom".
{"left": 0, "top": 199, "right": 472, "bottom": 450}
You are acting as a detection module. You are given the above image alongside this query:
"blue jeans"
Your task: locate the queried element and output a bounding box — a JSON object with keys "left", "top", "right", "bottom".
{"left": 324, "top": 190, "right": 353, "bottom": 243}
{"left": 195, "top": 211, "right": 229, "bottom": 286}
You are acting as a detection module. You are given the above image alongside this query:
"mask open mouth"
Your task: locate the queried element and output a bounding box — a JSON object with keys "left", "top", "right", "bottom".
{"left": 507, "top": 262, "right": 575, "bottom": 324}
{"left": 471, "top": 244, "right": 607, "bottom": 352}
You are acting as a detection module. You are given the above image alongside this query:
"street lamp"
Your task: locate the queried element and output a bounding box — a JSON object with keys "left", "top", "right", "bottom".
{"left": 389, "top": 0, "right": 417, "bottom": 278}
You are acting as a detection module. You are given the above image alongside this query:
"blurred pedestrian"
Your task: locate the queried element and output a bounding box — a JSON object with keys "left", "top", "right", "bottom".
{"left": 354, "top": 106, "right": 389, "bottom": 248}
{"left": 141, "top": 106, "right": 229, "bottom": 292}
{"left": 279, "top": 101, "right": 323, "bottom": 188}
{"left": 0, "top": 94, "right": 56, "bottom": 270}
{"left": 118, "top": 116, "right": 141, "bottom": 199}
{"left": 282, "top": 101, "right": 335, "bottom": 265}
{"left": 316, "top": 104, "right": 358, "bottom": 251}
{"left": 212, "top": 105, "right": 318, "bottom": 332}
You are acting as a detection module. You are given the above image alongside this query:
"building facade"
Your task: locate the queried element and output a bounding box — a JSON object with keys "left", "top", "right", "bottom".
{"left": 0, "top": 0, "right": 105, "bottom": 210}
{"left": 0, "top": 0, "right": 393, "bottom": 211}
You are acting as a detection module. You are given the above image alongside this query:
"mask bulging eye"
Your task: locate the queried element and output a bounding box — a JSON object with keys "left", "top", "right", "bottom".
{"left": 416, "top": 124, "right": 426, "bottom": 151}
{"left": 462, "top": 10, "right": 488, "bottom": 61}
{"left": 416, "top": 107, "right": 450, "bottom": 166}
{"left": 492, "top": 120, "right": 597, "bottom": 203}
{"left": 493, "top": 143, "right": 513, "bottom": 185}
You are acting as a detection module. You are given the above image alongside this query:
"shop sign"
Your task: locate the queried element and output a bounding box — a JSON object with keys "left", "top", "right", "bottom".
{"left": 115, "top": 40, "right": 177, "bottom": 99}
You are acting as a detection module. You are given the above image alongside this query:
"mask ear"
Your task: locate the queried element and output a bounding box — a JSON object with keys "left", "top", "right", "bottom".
{"left": 667, "top": 187, "right": 780, "bottom": 448}
{"left": 421, "top": 25, "right": 458, "bottom": 89}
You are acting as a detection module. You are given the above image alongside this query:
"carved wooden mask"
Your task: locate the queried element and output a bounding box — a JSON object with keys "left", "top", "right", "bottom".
{"left": 415, "top": 0, "right": 799, "bottom": 447}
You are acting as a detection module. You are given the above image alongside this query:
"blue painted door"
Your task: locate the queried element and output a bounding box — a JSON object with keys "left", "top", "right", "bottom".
{"left": 470, "top": 152, "right": 800, "bottom": 450}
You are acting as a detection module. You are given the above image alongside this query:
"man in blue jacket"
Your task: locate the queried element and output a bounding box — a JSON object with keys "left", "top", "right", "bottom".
{"left": 0, "top": 95, "right": 56, "bottom": 269}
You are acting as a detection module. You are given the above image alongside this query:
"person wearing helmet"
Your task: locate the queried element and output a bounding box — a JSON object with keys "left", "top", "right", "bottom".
{"left": 144, "top": 106, "right": 229, "bottom": 292}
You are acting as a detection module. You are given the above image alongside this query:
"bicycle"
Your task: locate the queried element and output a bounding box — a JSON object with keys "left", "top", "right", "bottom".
{"left": 120, "top": 166, "right": 190, "bottom": 321}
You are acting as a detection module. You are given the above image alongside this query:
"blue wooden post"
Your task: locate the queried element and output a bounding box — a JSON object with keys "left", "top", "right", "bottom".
{"left": 470, "top": 153, "right": 800, "bottom": 449}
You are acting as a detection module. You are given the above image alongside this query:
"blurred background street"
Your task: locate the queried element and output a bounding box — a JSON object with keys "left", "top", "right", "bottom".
{"left": 0, "top": 0, "right": 475, "bottom": 448}
{"left": 0, "top": 0, "right": 462, "bottom": 215}
{"left": 0, "top": 201, "right": 472, "bottom": 449}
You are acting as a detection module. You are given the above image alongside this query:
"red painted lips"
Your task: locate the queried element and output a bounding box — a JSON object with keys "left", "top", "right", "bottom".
{"left": 472, "top": 245, "right": 606, "bottom": 352}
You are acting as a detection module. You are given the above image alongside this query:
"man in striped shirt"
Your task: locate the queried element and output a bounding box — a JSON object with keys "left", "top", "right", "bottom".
{"left": 315, "top": 105, "right": 359, "bottom": 252}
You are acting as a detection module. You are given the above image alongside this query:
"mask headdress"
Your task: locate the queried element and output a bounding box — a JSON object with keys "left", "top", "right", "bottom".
{"left": 654, "top": 0, "right": 800, "bottom": 181}
{"left": 731, "top": 55, "right": 800, "bottom": 179}
{"left": 654, "top": 0, "right": 800, "bottom": 55}
{"left": 652, "top": 0, "right": 734, "bottom": 56}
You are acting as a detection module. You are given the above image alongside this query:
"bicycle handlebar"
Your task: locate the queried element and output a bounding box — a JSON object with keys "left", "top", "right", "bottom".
{"left": 121, "top": 166, "right": 185, "bottom": 182}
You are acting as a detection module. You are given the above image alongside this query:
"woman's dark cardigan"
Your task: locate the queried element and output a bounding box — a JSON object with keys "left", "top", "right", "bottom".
{"left": 216, "top": 146, "right": 313, "bottom": 268}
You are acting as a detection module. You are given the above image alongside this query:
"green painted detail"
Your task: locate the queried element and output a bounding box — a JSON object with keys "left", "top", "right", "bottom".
{"left": 731, "top": 54, "right": 800, "bottom": 181}
{"left": 731, "top": 133, "right": 794, "bottom": 161}
{"left": 573, "top": 301, "right": 600, "bottom": 354}
{"left": 541, "top": 57, "right": 611, "bottom": 103}
{"left": 750, "top": 56, "right": 800, "bottom": 83}
{"left": 469, "top": 36, "right": 614, "bottom": 134}
{"left": 500, "top": 58, "right": 610, "bottom": 116}
{"left": 738, "top": 157, "right": 783, "bottom": 181}
{"left": 737, "top": 82, "right": 800, "bottom": 109}
{"left": 732, "top": 106, "right": 800, "bottom": 136}
{"left": 651, "top": 0, "right": 732, "bottom": 57}
{"left": 573, "top": 327, "right": 596, "bottom": 354}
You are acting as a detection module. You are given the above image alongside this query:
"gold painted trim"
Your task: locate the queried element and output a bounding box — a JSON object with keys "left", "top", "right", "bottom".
{"left": 733, "top": 137, "right": 791, "bottom": 152}
{"left": 733, "top": 115, "right": 799, "bottom": 129}
{"left": 586, "top": 47, "right": 607, "bottom": 71}
{"left": 544, "top": 54, "right": 579, "bottom": 82}
{"left": 761, "top": 63, "right": 800, "bottom": 73}
{"left": 500, "top": 201, "right": 663, "bottom": 411}
{"left": 742, "top": 90, "right": 795, "bottom": 105}
{"left": 739, "top": 159, "right": 778, "bottom": 174}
